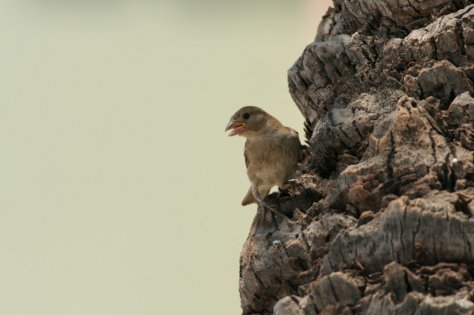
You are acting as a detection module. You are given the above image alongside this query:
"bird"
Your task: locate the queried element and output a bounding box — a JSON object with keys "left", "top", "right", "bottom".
{"left": 225, "top": 106, "right": 302, "bottom": 206}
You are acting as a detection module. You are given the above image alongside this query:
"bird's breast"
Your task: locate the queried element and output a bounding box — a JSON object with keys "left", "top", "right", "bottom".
{"left": 245, "top": 134, "right": 297, "bottom": 186}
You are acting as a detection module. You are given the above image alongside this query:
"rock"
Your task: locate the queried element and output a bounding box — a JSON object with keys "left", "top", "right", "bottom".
{"left": 412, "top": 60, "right": 474, "bottom": 106}
{"left": 382, "top": 262, "right": 425, "bottom": 303}
{"left": 309, "top": 272, "right": 365, "bottom": 310}
{"left": 357, "top": 211, "right": 375, "bottom": 226}
{"left": 239, "top": 1, "right": 474, "bottom": 314}
{"left": 274, "top": 296, "right": 317, "bottom": 315}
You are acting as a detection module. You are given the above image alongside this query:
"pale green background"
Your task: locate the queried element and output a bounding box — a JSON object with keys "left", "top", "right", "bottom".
{"left": 0, "top": 1, "right": 330, "bottom": 314}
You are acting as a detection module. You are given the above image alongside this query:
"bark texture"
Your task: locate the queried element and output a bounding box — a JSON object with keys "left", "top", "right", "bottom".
{"left": 240, "top": 1, "right": 474, "bottom": 314}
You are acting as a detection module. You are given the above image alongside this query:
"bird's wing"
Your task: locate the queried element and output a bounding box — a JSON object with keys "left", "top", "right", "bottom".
{"left": 280, "top": 128, "right": 303, "bottom": 166}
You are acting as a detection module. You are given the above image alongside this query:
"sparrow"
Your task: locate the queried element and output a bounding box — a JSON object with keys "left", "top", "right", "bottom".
{"left": 225, "top": 106, "right": 302, "bottom": 206}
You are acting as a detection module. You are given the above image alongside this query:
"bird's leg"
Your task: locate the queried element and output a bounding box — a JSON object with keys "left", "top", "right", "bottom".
{"left": 251, "top": 183, "right": 265, "bottom": 205}
{"left": 252, "top": 183, "right": 276, "bottom": 212}
{"left": 251, "top": 184, "right": 280, "bottom": 232}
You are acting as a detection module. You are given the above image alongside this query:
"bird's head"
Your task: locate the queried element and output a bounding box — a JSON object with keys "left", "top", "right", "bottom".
{"left": 225, "top": 106, "right": 271, "bottom": 138}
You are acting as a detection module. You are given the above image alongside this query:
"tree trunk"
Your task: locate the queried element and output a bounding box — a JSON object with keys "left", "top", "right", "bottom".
{"left": 239, "top": 1, "right": 474, "bottom": 314}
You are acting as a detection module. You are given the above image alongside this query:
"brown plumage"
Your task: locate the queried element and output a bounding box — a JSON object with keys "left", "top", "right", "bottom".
{"left": 225, "top": 106, "right": 302, "bottom": 206}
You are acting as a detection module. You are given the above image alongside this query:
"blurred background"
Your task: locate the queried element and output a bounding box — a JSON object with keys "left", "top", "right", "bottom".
{"left": 0, "top": 1, "right": 331, "bottom": 314}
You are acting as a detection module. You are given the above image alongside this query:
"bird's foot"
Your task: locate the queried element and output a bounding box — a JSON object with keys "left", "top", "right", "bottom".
{"left": 259, "top": 200, "right": 279, "bottom": 214}
{"left": 259, "top": 200, "right": 280, "bottom": 232}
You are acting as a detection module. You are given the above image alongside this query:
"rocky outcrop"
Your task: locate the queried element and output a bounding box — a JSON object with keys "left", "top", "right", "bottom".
{"left": 239, "top": 1, "right": 474, "bottom": 314}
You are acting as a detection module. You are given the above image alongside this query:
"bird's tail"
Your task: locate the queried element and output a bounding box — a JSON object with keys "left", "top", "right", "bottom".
{"left": 241, "top": 187, "right": 256, "bottom": 206}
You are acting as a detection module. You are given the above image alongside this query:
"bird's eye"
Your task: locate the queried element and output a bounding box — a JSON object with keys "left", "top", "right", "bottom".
{"left": 243, "top": 112, "right": 250, "bottom": 120}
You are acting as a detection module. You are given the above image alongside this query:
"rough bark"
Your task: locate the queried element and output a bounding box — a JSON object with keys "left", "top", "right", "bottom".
{"left": 239, "top": 1, "right": 474, "bottom": 314}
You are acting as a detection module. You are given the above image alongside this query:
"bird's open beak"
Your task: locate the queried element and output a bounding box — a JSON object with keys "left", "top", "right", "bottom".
{"left": 225, "top": 119, "right": 246, "bottom": 136}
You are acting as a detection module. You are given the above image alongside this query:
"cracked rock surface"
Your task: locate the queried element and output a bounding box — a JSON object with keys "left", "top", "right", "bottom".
{"left": 239, "top": 1, "right": 474, "bottom": 314}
